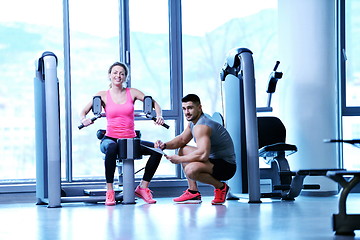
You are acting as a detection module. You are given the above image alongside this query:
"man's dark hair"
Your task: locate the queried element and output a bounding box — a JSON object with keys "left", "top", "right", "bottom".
{"left": 182, "top": 94, "right": 201, "bottom": 105}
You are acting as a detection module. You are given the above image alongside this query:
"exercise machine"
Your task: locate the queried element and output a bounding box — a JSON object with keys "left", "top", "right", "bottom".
{"left": 220, "top": 49, "right": 286, "bottom": 202}
{"left": 256, "top": 63, "right": 344, "bottom": 200}
{"left": 256, "top": 61, "right": 319, "bottom": 200}
{"left": 221, "top": 47, "right": 343, "bottom": 201}
{"left": 34, "top": 51, "right": 168, "bottom": 207}
{"left": 35, "top": 52, "right": 123, "bottom": 207}
{"left": 80, "top": 96, "right": 168, "bottom": 204}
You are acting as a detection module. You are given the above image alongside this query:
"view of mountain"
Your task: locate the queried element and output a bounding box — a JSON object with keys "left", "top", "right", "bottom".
{"left": 0, "top": 9, "right": 279, "bottom": 180}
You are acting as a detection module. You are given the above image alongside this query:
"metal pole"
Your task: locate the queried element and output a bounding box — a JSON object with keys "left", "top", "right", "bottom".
{"left": 221, "top": 48, "right": 261, "bottom": 203}
{"left": 122, "top": 139, "right": 136, "bottom": 204}
{"left": 34, "top": 58, "right": 48, "bottom": 205}
{"left": 63, "top": 0, "right": 73, "bottom": 182}
{"left": 239, "top": 51, "right": 261, "bottom": 203}
{"left": 43, "top": 53, "right": 62, "bottom": 208}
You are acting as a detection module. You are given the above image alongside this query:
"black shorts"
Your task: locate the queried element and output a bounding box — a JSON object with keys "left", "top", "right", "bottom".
{"left": 209, "top": 158, "right": 236, "bottom": 181}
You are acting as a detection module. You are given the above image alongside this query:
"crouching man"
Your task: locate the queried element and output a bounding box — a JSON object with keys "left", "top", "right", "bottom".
{"left": 155, "top": 94, "right": 236, "bottom": 205}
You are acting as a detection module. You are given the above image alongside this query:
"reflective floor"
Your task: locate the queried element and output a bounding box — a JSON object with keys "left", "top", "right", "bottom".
{"left": 0, "top": 194, "right": 359, "bottom": 240}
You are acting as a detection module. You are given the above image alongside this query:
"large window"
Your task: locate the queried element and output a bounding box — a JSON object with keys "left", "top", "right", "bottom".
{"left": 0, "top": 0, "right": 63, "bottom": 181}
{"left": 344, "top": 1, "right": 360, "bottom": 107}
{"left": 341, "top": 0, "right": 360, "bottom": 170}
{"left": 1, "top": 0, "right": 284, "bottom": 185}
{"left": 342, "top": 117, "right": 360, "bottom": 170}
{"left": 128, "top": 0, "right": 176, "bottom": 178}
{"left": 2, "top": 0, "right": 360, "bottom": 188}
{"left": 69, "top": 0, "right": 121, "bottom": 180}
{"left": 64, "top": 0, "right": 177, "bottom": 181}
{"left": 182, "top": 0, "right": 279, "bottom": 117}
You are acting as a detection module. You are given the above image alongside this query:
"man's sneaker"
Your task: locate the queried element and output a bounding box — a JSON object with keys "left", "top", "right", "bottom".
{"left": 135, "top": 186, "right": 157, "bottom": 204}
{"left": 173, "top": 189, "right": 202, "bottom": 204}
{"left": 105, "top": 190, "right": 116, "bottom": 206}
{"left": 211, "top": 182, "right": 230, "bottom": 205}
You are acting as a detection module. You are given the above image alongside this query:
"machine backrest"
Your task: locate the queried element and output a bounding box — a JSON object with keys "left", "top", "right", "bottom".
{"left": 257, "top": 116, "right": 286, "bottom": 149}
{"left": 211, "top": 112, "right": 225, "bottom": 126}
{"left": 210, "top": 113, "right": 286, "bottom": 150}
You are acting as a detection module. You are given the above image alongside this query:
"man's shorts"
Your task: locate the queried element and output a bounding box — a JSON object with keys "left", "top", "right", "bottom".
{"left": 209, "top": 158, "right": 236, "bottom": 181}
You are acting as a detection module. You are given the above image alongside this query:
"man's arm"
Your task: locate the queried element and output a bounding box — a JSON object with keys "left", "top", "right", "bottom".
{"left": 163, "top": 124, "right": 193, "bottom": 149}
{"left": 166, "top": 125, "right": 211, "bottom": 164}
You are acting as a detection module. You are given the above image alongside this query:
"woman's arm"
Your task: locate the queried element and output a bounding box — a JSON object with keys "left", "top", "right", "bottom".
{"left": 79, "top": 91, "right": 106, "bottom": 127}
{"left": 130, "top": 88, "right": 164, "bottom": 125}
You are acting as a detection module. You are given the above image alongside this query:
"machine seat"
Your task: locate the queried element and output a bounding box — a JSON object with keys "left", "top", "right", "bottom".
{"left": 259, "top": 143, "right": 297, "bottom": 158}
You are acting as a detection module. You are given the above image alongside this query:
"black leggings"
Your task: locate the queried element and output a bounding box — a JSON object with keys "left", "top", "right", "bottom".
{"left": 100, "top": 137, "right": 162, "bottom": 183}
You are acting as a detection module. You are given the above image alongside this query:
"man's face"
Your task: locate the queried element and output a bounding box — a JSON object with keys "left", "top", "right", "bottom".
{"left": 182, "top": 101, "right": 201, "bottom": 121}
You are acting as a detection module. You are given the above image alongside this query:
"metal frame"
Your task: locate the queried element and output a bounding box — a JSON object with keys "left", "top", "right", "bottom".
{"left": 340, "top": 0, "right": 360, "bottom": 116}
{"left": 59, "top": 0, "right": 185, "bottom": 183}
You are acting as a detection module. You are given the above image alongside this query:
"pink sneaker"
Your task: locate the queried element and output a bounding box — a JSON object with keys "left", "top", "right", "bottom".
{"left": 211, "top": 183, "right": 229, "bottom": 205}
{"left": 105, "top": 190, "right": 116, "bottom": 206}
{"left": 135, "top": 186, "right": 156, "bottom": 204}
{"left": 173, "top": 189, "right": 202, "bottom": 204}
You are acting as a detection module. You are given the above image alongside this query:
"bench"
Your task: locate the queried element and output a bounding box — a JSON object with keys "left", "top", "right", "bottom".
{"left": 326, "top": 170, "right": 360, "bottom": 236}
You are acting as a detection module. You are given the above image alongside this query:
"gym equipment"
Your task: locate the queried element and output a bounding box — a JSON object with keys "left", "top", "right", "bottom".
{"left": 35, "top": 52, "right": 124, "bottom": 207}
{"left": 257, "top": 116, "right": 337, "bottom": 200}
{"left": 117, "top": 137, "right": 142, "bottom": 204}
{"left": 34, "top": 52, "right": 168, "bottom": 207}
{"left": 256, "top": 61, "right": 282, "bottom": 113}
{"left": 221, "top": 47, "right": 261, "bottom": 203}
{"left": 143, "top": 96, "right": 170, "bottom": 129}
{"left": 256, "top": 63, "right": 344, "bottom": 200}
{"left": 258, "top": 116, "right": 297, "bottom": 199}
{"left": 78, "top": 96, "right": 103, "bottom": 129}
{"left": 325, "top": 139, "right": 360, "bottom": 236}
{"left": 84, "top": 129, "right": 145, "bottom": 203}
{"left": 78, "top": 95, "right": 169, "bottom": 130}
{"left": 81, "top": 96, "right": 168, "bottom": 203}
{"left": 78, "top": 83, "right": 169, "bottom": 204}
{"left": 35, "top": 51, "right": 61, "bottom": 207}
{"left": 221, "top": 48, "right": 343, "bottom": 201}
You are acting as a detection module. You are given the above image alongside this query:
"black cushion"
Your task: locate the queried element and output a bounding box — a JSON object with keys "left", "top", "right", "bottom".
{"left": 257, "top": 116, "right": 286, "bottom": 149}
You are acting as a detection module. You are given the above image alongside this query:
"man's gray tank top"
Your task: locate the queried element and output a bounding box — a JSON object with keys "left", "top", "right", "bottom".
{"left": 190, "top": 113, "right": 236, "bottom": 164}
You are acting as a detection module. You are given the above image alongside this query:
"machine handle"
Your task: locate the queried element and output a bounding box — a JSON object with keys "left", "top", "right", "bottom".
{"left": 273, "top": 61, "right": 280, "bottom": 71}
{"left": 78, "top": 115, "right": 101, "bottom": 129}
{"left": 150, "top": 116, "right": 170, "bottom": 129}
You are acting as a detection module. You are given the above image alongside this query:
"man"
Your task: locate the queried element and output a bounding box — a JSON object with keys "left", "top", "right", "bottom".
{"left": 155, "top": 94, "right": 236, "bottom": 205}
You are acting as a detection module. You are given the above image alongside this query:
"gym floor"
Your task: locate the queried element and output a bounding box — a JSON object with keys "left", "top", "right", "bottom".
{"left": 0, "top": 192, "right": 359, "bottom": 240}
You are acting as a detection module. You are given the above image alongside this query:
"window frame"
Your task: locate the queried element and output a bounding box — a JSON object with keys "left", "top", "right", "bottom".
{"left": 337, "top": 0, "right": 360, "bottom": 172}
{"left": 340, "top": 0, "right": 360, "bottom": 116}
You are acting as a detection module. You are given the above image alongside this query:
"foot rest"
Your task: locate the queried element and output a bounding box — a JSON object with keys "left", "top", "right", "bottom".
{"left": 279, "top": 171, "right": 296, "bottom": 176}
{"left": 303, "top": 184, "right": 320, "bottom": 189}
{"left": 261, "top": 192, "right": 282, "bottom": 198}
{"left": 327, "top": 170, "right": 360, "bottom": 177}
{"left": 273, "top": 185, "right": 291, "bottom": 191}
{"left": 259, "top": 143, "right": 297, "bottom": 158}
{"left": 297, "top": 169, "right": 345, "bottom": 176}
{"left": 84, "top": 188, "right": 122, "bottom": 196}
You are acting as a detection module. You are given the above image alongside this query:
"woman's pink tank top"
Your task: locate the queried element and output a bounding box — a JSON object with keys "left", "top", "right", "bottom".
{"left": 105, "top": 88, "right": 136, "bottom": 139}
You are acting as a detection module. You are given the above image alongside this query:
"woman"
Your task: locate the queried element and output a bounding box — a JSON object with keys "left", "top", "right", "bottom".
{"left": 80, "top": 62, "right": 164, "bottom": 205}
